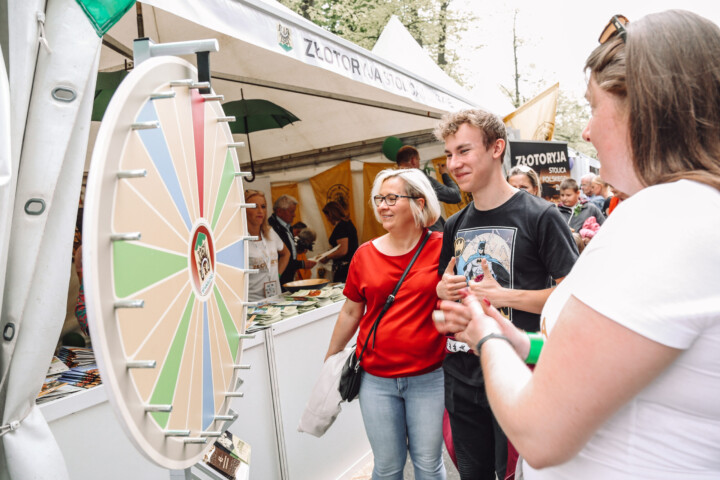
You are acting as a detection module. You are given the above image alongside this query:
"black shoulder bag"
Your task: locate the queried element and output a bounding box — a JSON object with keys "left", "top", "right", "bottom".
{"left": 339, "top": 231, "right": 431, "bottom": 402}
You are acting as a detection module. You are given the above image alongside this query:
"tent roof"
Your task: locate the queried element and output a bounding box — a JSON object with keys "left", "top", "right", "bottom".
{"left": 99, "top": 0, "right": 505, "bottom": 169}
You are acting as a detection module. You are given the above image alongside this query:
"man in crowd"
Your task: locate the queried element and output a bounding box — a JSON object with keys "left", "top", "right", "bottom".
{"left": 580, "top": 173, "right": 596, "bottom": 200}
{"left": 592, "top": 176, "right": 613, "bottom": 214}
{"left": 269, "top": 195, "right": 315, "bottom": 285}
{"left": 580, "top": 172, "right": 605, "bottom": 210}
{"left": 396, "top": 145, "right": 462, "bottom": 231}
{"left": 432, "top": 110, "right": 578, "bottom": 480}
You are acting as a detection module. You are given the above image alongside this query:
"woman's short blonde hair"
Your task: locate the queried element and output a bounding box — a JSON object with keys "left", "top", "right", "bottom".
{"left": 370, "top": 168, "right": 440, "bottom": 228}
{"left": 244, "top": 189, "right": 270, "bottom": 237}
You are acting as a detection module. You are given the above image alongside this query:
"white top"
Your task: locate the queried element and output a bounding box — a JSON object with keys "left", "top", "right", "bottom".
{"left": 524, "top": 180, "right": 720, "bottom": 480}
{"left": 247, "top": 228, "right": 285, "bottom": 301}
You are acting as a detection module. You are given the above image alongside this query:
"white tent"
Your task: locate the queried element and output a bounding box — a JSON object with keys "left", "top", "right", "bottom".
{"left": 98, "top": 0, "right": 509, "bottom": 172}
{"left": 372, "top": 15, "right": 515, "bottom": 117}
{"left": 0, "top": 1, "right": 508, "bottom": 478}
{"left": 94, "top": 0, "right": 506, "bottom": 253}
{"left": 1, "top": 1, "right": 103, "bottom": 478}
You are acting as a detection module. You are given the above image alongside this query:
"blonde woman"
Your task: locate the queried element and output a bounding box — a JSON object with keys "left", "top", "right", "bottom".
{"left": 325, "top": 169, "right": 447, "bottom": 479}
{"left": 244, "top": 190, "right": 289, "bottom": 301}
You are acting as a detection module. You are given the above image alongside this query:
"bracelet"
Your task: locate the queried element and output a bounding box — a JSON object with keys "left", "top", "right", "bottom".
{"left": 525, "top": 332, "right": 545, "bottom": 364}
{"left": 475, "top": 333, "right": 512, "bottom": 355}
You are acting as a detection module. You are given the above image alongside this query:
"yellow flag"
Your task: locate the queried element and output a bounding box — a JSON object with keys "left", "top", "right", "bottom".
{"left": 362, "top": 163, "right": 394, "bottom": 243}
{"left": 431, "top": 157, "right": 472, "bottom": 217}
{"left": 270, "top": 182, "right": 302, "bottom": 224}
{"left": 309, "top": 160, "right": 355, "bottom": 238}
{"left": 503, "top": 83, "right": 560, "bottom": 141}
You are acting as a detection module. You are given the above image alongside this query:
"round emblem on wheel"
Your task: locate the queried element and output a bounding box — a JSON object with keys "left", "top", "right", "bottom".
{"left": 190, "top": 222, "right": 215, "bottom": 298}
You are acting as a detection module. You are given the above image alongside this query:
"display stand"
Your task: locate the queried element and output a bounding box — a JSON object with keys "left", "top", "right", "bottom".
{"left": 40, "top": 301, "right": 371, "bottom": 479}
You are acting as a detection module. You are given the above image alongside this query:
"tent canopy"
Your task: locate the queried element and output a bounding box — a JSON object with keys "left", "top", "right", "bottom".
{"left": 100, "top": 0, "right": 507, "bottom": 171}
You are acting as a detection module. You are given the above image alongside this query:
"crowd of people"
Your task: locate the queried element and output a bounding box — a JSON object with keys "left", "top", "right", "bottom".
{"left": 238, "top": 9, "right": 719, "bottom": 480}
{"left": 318, "top": 9, "right": 719, "bottom": 480}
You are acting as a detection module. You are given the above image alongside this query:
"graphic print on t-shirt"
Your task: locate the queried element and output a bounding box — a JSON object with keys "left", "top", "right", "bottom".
{"left": 454, "top": 227, "right": 516, "bottom": 319}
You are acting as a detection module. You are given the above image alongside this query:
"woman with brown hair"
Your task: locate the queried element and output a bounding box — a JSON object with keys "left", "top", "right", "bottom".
{"left": 435, "top": 10, "right": 720, "bottom": 479}
{"left": 244, "top": 189, "right": 290, "bottom": 301}
{"left": 319, "top": 200, "right": 358, "bottom": 283}
{"left": 506, "top": 165, "right": 542, "bottom": 197}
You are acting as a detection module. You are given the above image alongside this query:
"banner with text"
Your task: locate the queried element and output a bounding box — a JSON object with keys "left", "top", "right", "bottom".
{"left": 509, "top": 140, "right": 570, "bottom": 202}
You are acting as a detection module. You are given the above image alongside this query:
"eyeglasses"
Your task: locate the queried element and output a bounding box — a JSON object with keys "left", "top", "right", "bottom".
{"left": 373, "top": 194, "right": 419, "bottom": 206}
{"left": 598, "top": 15, "right": 629, "bottom": 44}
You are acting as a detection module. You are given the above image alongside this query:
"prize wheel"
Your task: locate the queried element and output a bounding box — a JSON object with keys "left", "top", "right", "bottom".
{"left": 84, "top": 56, "right": 252, "bottom": 469}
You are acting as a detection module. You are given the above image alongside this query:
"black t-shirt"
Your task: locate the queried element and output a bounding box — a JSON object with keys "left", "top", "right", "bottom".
{"left": 329, "top": 219, "right": 359, "bottom": 263}
{"left": 438, "top": 190, "right": 578, "bottom": 386}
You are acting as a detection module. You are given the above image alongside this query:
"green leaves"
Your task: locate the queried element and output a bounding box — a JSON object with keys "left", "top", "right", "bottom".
{"left": 277, "top": 0, "right": 469, "bottom": 82}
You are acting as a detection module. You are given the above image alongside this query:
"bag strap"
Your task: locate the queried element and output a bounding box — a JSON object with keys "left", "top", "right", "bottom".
{"left": 357, "top": 230, "right": 431, "bottom": 361}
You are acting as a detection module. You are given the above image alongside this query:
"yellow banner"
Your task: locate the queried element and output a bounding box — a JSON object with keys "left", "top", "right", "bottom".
{"left": 309, "top": 160, "right": 356, "bottom": 238}
{"left": 270, "top": 182, "right": 302, "bottom": 223}
{"left": 361, "top": 163, "right": 393, "bottom": 243}
{"left": 431, "top": 157, "right": 472, "bottom": 217}
{"left": 503, "top": 83, "right": 559, "bottom": 141}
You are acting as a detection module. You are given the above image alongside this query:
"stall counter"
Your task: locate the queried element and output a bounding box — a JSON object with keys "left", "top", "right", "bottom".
{"left": 40, "top": 300, "right": 371, "bottom": 479}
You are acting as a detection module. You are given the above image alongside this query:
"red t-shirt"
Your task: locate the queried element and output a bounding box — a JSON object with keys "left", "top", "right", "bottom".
{"left": 343, "top": 231, "right": 446, "bottom": 378}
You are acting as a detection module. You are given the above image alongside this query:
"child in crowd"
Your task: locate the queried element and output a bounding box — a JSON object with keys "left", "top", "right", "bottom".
{"left": 557, "top": 178, "right": 605, "bottom": 231}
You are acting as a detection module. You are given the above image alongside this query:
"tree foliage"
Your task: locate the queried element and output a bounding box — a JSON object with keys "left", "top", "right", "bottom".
{"left": 277, "top": 0, "right": 473, "bottom": 84}
{"left": 554, "top": 90, "right": 596, "bottom": 158}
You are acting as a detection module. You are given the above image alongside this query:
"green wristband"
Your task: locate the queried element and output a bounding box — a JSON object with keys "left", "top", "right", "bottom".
{"left": 525, "top": 332, "right": 544, "bottom": 364}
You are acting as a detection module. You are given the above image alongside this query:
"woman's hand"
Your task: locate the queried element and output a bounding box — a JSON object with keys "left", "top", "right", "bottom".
{"left": 461, "top": 294, "right": 531, "bottom": 360}
{"left": 434, "top": 291, "right": 530, "bottom": 360}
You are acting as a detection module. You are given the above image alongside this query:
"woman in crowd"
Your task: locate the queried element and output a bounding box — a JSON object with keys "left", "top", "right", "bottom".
{"left": 435, "top": 10, "right": 720, "bottom": 479}
{"left": 507, "top": 165, "right": 542, "bottom": 197}
{"left": 319, "top": 200, "right": 358, "bottom": 282}
{"left": 244, "top": 189, "right": 290, "bottom": 301}
{"left": 325, "top": 169, "right": 447, "bottom": 480}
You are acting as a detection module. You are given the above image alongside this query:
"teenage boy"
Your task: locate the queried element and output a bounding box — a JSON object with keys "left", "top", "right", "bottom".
{"left": 557, "top": 177, "right": 606, "bottom": 232}
{"left": 433, "top": 110, "right": 578, "bottom": 480}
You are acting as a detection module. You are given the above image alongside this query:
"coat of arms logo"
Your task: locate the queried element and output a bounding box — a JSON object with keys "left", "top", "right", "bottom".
{"left": 278, "top": 23, "right": 292, "bottom": 52}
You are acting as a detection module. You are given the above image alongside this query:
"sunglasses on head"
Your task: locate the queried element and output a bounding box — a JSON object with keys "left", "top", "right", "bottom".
{"left": 598, "top": 15, "right": 629, "bottom": 44}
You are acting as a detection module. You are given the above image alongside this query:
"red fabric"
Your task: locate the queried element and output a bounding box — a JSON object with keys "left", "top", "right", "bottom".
{"left": 343, "top": 231, "right": 446, "bottom": 378}
{"left": 608, "top": 195, "right": 621, "bottom": 215}
{"left": 443, "top": 409, "right": 457, "bottom": 468}
{"left": 505, "top": 442, "right": 519, "bottom": 480}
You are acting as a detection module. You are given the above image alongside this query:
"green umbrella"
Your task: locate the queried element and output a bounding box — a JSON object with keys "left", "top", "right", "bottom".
{"left": 91, "top": 69, "right": 129, "bottom": 121}
{"left": 222, "top": 90, "right": 300, "bottom": 182}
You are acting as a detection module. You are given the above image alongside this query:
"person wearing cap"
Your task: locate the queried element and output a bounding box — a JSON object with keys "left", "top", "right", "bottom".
{"left": 396, "top": 145, "right": 461, "bottom": 232}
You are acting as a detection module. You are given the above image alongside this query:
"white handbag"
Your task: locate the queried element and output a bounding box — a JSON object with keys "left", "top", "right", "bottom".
{"left": 297, "top": 346, "right": 354, "bottom": 437}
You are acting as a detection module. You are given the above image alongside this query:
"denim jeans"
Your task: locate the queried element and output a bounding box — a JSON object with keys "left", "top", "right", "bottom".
{"left": 359, "top": 368, "right": 446, "bottom": 480}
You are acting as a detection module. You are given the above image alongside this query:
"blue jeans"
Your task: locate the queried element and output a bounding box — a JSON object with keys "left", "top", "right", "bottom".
{"left": 359, "top": 368, "right": 447, "bottom": 480}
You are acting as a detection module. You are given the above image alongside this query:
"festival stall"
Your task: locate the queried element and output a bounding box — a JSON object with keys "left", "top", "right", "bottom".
{"left": 1, "top": 1, "right": 510, "bottom": 479}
